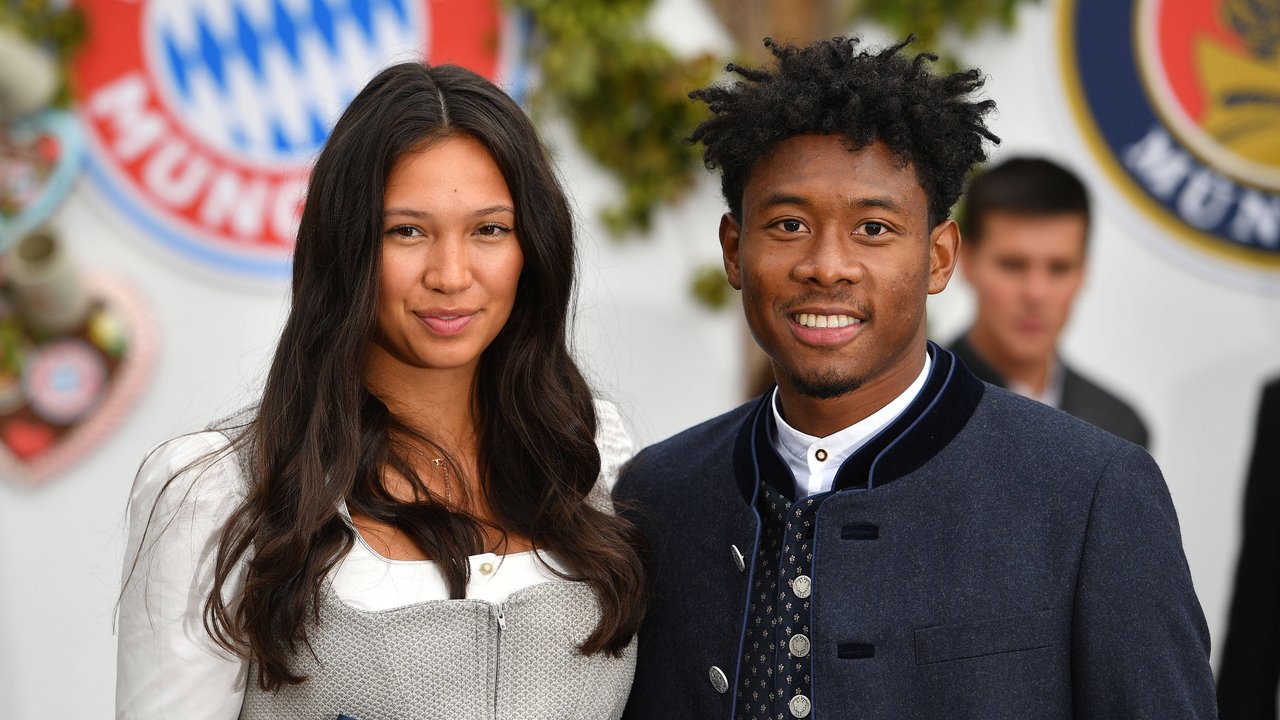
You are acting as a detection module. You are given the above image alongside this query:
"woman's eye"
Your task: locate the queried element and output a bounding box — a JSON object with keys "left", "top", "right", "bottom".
{"left": 477, "top": 224, "right": 511, "bottom": 237}
{"left": 387, "top": 225, "right": 421, "bottom": 238}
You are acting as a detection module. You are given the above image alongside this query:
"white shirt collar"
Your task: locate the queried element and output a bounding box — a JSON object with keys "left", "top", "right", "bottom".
{"left": 770, "top": 352, "right": 933, "bottom": 499}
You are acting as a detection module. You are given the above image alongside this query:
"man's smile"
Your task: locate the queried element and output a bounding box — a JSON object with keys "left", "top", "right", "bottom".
{"left": 787, "top": 311, "right": 866, "bottom": 346}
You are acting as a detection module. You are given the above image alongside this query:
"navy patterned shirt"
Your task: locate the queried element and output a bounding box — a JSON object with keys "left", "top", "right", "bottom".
{"left": 736, "top": 476, "right": 823, "bottom": 720}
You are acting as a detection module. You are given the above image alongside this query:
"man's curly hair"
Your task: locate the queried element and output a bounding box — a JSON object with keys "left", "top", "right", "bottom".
{"left": 689, "top": 36, "right": 1000, "bottom": 227}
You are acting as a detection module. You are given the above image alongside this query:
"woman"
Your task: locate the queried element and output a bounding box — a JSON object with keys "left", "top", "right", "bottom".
{"left": 116, "top": 62, "right": 646, "bottom": 719}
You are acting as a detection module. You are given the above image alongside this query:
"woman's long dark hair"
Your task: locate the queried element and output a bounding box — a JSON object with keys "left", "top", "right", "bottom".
{"left": 198, "top": 63, "right": 646, "bottom": 689}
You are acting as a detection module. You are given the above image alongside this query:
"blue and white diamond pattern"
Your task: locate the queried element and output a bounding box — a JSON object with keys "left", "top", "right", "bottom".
{"left": 145, "top": 0, "right": 426, "bottom": 165}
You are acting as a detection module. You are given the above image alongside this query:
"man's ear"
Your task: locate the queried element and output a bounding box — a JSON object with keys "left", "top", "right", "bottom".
{"left": 720, "top": 212, "right": 744, "bottom": 290}
{"left": 928, "top": 219, "right": 961, "bottom": 295}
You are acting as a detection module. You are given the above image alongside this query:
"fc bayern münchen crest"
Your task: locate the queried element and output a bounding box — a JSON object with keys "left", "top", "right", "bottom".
{"left": 75, "top": 0, "right": 501, "bottom": 280}
{"left": 1060, "top": 0, "right": 1280, "bottom": 278}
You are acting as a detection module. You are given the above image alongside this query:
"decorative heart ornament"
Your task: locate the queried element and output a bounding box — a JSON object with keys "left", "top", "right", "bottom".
{"left": 0, "top": 111, "right": 86, "bottom": 251}
{"left": 0, "top": 272, "right": 158, "bottom": 485}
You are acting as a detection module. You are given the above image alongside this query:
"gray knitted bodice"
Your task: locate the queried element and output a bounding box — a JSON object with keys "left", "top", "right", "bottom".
{"left": 212, "top": 408, "right": 637, "bottom": 719}
{"left": 239, "top": 579, "right": 635, "bottom": 720}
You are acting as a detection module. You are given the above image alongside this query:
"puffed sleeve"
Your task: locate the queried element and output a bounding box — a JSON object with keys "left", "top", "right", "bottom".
{"left": 1069, "top": 443, "right": 1218, "bottom": 718}
{"left": 593, "top": 399, "right": 636, "bottom": 495}
{"left": 116, "top": 432, "right": 250, "bottom": 720}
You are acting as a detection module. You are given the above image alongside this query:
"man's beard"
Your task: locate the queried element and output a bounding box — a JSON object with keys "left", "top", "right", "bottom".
{"left": 784, "top": 367, "right": 865, "bottom": 399}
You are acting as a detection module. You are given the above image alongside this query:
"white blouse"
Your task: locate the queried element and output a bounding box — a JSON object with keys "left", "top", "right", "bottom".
{"left": 115, "top": 401, "right": 635, "bottom": 720}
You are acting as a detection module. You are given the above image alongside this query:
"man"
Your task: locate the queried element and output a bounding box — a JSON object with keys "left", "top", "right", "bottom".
{"left": 1217, "top": 376, "right": 1280, "bottom": 719}
{"left": 615, "top": 37, "right": 1216, "bottom": 719}
{"left": 950, "top": 158, "right": 1150, "bottom": 448}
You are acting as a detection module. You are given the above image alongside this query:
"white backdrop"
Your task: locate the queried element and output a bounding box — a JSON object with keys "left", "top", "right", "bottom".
{"left": 1, "top": 1, "right": 1277, "bottom": 716}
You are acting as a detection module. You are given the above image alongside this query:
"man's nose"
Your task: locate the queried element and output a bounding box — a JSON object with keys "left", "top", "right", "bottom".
{"left": 1022, "top": 267, "right": 1051, "bottom": 305}
{"left": 796, "top": 230, "right": 863, "bottom": 286}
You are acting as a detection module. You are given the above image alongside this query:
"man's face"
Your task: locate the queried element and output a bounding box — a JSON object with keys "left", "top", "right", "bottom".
{"left": 961, "top": 212, "right": 1087, "bottom": 366}
{"left": 721, "top": 134, "right": 958, "bottom": 400}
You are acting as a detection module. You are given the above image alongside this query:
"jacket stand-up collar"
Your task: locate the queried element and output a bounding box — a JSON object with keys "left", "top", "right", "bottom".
{"left": 733, "top": 342, "right": 986, "bottom": 505}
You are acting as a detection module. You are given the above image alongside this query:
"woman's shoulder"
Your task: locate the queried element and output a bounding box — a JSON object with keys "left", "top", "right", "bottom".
{"left": 592, "top": 399, "right": 634, "bottom": 495}
{"left": 130, "top": 430, "right": 248, "bottom": 520}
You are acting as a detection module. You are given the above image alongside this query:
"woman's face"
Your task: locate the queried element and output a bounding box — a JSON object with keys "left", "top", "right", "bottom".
{"left": 370, "top": 135, "right": 524, "bottom": 381}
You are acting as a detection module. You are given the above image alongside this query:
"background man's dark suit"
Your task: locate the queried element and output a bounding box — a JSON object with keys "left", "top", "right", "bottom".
{"left": 950, "top": 333, "right": 1149, "bottom": 448}
{"left": 1218, "top": 377, "right": 1280, "bottom": 719}
{"left": 616, "top": 346, "right": 1215, "bottom": 719}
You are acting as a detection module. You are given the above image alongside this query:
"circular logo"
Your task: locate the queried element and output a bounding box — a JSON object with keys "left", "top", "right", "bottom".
{"left": 75, "top": 0, "right": 501, "bottom": 279}
{"left": 1060, "top": 0, "right": 1280, "bottom": 273}
{"left": 22, "top": 339, "right": 107, "bottom": 425}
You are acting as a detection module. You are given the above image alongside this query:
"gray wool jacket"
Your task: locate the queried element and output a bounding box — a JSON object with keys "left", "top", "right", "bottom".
{"left": 614, "top": 344, "right": 1216, "bottom": 720}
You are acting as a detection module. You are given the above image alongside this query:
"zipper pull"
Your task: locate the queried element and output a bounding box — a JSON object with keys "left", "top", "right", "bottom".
{"left": 496, "top": 605, "right": 506, "bottom": 630}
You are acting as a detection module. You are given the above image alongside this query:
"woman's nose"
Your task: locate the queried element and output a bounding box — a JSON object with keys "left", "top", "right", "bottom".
{"left": 423, "top": 236, "right": 473, "bottom": 293}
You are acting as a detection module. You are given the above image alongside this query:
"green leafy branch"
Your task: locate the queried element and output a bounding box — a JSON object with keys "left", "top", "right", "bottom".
{"left": 841, "top": 0, "right": 1037, "bottom": 55}
{"left": 508, "top": 0, "right": 717, "bottom": 236}
{"left": 0, "top": 0, "right": 86, "bottom": 107}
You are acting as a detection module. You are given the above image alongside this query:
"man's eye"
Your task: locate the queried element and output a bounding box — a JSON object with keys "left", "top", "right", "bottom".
{"left": 861, "top": 222, "right": 885, "bottom": 236}
{"left": 779, "top": 219, "right": 804, "bottom": 232}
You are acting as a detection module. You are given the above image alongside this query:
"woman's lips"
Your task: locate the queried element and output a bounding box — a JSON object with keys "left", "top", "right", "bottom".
{"left": 416, "top": 312, "right": 477, "bottom": 336}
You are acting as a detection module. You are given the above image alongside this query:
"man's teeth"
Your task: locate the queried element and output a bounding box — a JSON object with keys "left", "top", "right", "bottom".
{"left": 794, "top": 313, "right": 861, "bottom": 328}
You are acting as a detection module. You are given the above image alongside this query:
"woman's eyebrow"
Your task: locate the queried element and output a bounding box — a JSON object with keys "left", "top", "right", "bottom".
{"left": 473, "top": 204, "right": 515, "bottom": 217}
{"left": 383, "top": 207, "right": 431, "bottom": 219}
{"left": 382, "top": 205, "right": 514, "bottom": 219}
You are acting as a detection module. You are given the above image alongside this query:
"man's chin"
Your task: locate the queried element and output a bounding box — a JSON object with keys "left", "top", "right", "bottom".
{"left": 1005, "top": 342, "right": 1055, "bottom": 367}
{"left": 787, "top": 371, "right": 864, "bottom": 400}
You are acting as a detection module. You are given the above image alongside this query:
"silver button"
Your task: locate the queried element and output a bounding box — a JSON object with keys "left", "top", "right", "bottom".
{"left": 730, "top": 544, "right": 745, "bottom": 573}
{"left": 791, "top": 574, "right": 811, "bottom": 599}
{"left": 789, "top": 694, "right": 811, "bottom": 717}
{"left": 788, "top": 633, "right": 810, "bottom": 658}
{"left": 815, "top": 448, "right": 828, "bottom": 462}
{"left": 708, "top": 665, "right": 729, "bottom": 694}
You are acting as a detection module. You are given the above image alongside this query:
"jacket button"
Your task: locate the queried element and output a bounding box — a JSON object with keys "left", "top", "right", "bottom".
{"left": 730, "top": 544, "right": 745, "bottom": 573}
{"left": 788, "top": 633, "right": 810, "bottom": 658}
{"left": 708, "top": 665, "right": 729, "bottom": 693}
{"left": 791, "top": 574, "right": 811, "bottom": 599}
{"left": 789, "top": 694, "right": 811, "bottom": 717}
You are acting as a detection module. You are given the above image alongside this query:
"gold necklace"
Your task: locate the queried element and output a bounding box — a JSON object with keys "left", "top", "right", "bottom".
{"left": 430, "top": 457, "right": 454, "bottom": 507}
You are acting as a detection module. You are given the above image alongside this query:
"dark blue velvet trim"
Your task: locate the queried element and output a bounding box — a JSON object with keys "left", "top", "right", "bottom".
{"left": 731, "top": 342, "right": 987, "bottom": 504}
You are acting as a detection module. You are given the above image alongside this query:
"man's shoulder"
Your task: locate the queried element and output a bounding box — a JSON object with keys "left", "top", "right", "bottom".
{"left": 1059, "top": 364, "right": 1150, "bottom": 447}
{"left": 969, "top": 381, "right": 1140, "bottom": 462}
{"left": 946, "top": 332, "right": 1004, "bottom": 387}
{"left": 952, "top": 385, "right": 1165, "bottom": 527}
{"left": 633, "top": 398, "right": 757, "bottom": 464}
{"left": 1261, "top": 374, "right": 1280, "bottom": 408}
{"left": 616, "top": 399, "right": 758, "bottom": 488}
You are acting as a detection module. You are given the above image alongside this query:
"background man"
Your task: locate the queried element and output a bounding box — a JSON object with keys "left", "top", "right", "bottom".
{"left": 1217, "top": 376, "right": 1280, "bottom": 719}
{"left": 616, "top": 36, "right": 1215, "bottom": 720}
{"left": 951, "top": 157, "right": 1150, "bottom": 447}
